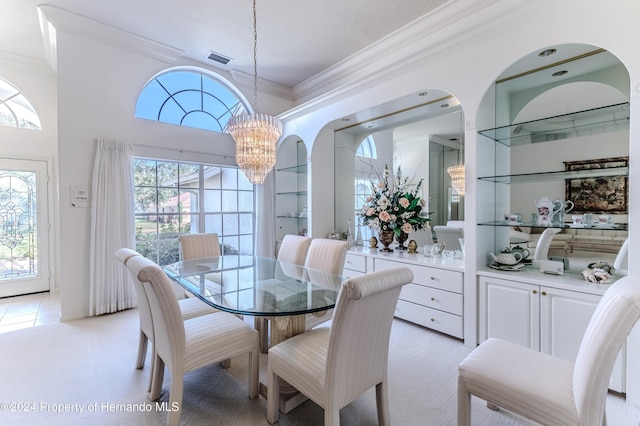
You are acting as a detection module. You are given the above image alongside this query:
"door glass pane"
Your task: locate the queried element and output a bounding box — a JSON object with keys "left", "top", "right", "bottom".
{"left": 0, "top": 171, "right": 37, "bottom": 280}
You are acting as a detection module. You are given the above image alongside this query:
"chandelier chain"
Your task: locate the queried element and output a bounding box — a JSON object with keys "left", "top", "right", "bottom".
{"left": 252, "top": 0, "right": 258, "bottom": 112}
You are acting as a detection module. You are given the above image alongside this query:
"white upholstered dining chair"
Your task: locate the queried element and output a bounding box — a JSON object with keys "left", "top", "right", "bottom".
{"left": 532, "top": 227, "right": 561, "bottom": 260}
{"left": 457, "top": 275, "right": 640, "bottom": 426}
{"left": 115, "top": 248, "right": 218, "bottom": 390}
{"left": 266, "top": 267, "right": 414, "bottom": 425}
{"left": 256, "top": 234, "right": 312, "bottom": 352}
{"left": 614, "top": 238, "right": 629, "bottom": 271}
{"left": 126, "top": 255, "right": 259, "bottom": 426}
{"left": 303, "top": 238, "right": 347, "bottom": 330}
{"left": 433, "top": 225, "right": 464, "bottom": 251}
{"left": 178, "top": 232, "right": 222, "bottom": 259}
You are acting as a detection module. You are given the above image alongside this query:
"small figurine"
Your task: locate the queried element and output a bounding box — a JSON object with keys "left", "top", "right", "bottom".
{"left": 369, "top": 236, "right": 378, "bottom": 248}
{"left": 407, "top": 240, "right": 418, "bottom": 253}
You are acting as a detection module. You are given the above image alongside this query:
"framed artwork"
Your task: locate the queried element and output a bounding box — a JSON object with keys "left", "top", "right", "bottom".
{"left": 564, "top": 157, "right": 629, "bottom": 214}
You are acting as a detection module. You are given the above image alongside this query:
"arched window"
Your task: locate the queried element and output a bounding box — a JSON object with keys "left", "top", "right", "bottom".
{"left": 0, "top": 78, "right": 41, "bottom": 130}
{"left": 135, "top": 68, "right": 248, "bottom": 132}
{"left": 356, "top": 135, "right": 377, "bottom": 159}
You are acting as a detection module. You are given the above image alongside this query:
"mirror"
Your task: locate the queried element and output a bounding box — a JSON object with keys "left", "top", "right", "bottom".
{"left": 491, "top": 44, "right": 630, "bottom": 275}
{"left": 333, "top": 90, "right": 464, "bottom": 242}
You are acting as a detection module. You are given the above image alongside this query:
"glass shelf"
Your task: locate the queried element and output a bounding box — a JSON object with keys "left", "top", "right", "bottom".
{"left": 277, "top": 215, "right": 308, "bottom": 219}
{"left": 478, "top": 166, "right": 628, "bottom": 184}
{"left": 276, "top": 191, "right": 307, "bottom": 196}
{"left": 477, "top": 102, "right": 629, "bottom": 146}
{"left": 276, "top": 164, "right": 307, "bottom": 173}
{"left": 478, "top": 221, "right": 627, "bottom": 231}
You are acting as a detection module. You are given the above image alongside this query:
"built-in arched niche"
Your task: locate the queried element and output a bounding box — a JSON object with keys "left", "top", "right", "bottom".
{"left": 476, "top": 43, "right": 630, "bottom": 273}
{"left": 333, "top": 89, "right": 465, "bottom": 242}
{"left": 275, "top": 135, "right": 308, "bottom": 248}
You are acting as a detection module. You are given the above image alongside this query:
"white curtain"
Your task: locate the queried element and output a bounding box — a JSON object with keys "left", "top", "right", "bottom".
{"left": 256, "top": 171, "right": 276, "bottom": 258}
{"left": 89, "top": 139, "right": 136, "bottom": 315}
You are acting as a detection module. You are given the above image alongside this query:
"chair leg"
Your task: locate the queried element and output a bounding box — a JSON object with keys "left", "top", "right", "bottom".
{"left": 248, "top": 345, "right": 259, "bottom": 399}
{"left": 375, "top": 381, "right": 390, "bottom": 426}
{"left": 136, "top": 330, "right": 148, "bottom": 369}
{"left": 324, "top": 402, "right": 340, "bottom": 426}
{"left": 266, "top": 364, "right": 280, "bottom": 424}
{"left": 147, "top": 341, "right": 156, "bottom": 392}
{"left": 167, "top": 372, "right": 184, "bottom": 426}
{"left": 457, "top": 375, "right": 471, "bottom": 426}
{"left": 149, "top": 355, "right": 165, "bottom": 401}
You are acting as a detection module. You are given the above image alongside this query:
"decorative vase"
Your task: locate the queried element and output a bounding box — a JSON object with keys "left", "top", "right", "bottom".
{"left": 395, "top": 231, "right": 409, "bottom": 250}
{"left": 378, "top": 229, "right": 395, "bottom": 252}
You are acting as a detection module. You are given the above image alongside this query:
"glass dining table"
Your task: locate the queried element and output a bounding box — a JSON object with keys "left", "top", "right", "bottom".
{"left": 163, "top": 255, "right": 344, "bottom": 412}
{"left": 163, "top": 254, "right": 343, "bottom": 346}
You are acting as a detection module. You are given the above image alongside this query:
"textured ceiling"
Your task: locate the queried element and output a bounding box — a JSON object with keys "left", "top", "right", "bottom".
{"left": 1, "top": 0, "right": 451, "bottom": 88}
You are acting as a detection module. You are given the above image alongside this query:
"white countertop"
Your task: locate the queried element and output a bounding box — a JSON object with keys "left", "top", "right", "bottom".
{"left": 476, "top": 265, "right": 618, "bottom": 296}
{"left": 347, "top": 246, "right": 465, "bottom": 272}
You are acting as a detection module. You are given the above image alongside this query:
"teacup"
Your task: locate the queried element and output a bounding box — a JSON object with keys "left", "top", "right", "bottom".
{"left": 431, "top": 243, "right": 445, "bottom": 256}
{"left": 508, "top": 213, "right": 522, "bottom": 224}
{"left": 572, "top": 214, "right": 583, "bottom": 225}
{"left": 598, "top": 214, "right": 611, "bottom": 224}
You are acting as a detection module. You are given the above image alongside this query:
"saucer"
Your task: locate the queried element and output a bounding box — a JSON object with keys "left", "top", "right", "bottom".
{"left": 488, "top": 262, "right": 525, "bottom": 271}
{"left": 594, "top": 222, "right": 615, "bottom": 228}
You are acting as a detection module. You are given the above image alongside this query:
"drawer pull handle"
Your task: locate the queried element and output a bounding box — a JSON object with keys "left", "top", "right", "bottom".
{"left": 430, "top": 318, "right": 435, "bottom": 322}
{"left": 430, "top": 276, "right": 436, "bottom": 280}
{"left": 430, "top": 297, "right": 436, "bottom": 301}
{"left": 541, "top": 291, "right": 547, "bottom": 296}
{"left": 346, "top": 260, "right": 352, "bottom": 264}
{"left": 532, "top": 290, "right": 538, "bottom": 295}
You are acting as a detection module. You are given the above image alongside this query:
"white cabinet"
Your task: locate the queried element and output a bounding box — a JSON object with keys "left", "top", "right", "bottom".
{"left": 375, "top": 257, "right": 464, "bottom": 339}
{"left": 342, "top": 247, "right": 465, "bottom": 339}
{"left": 343, "top": 252, "right": 366, "bottom": 280}
{"left": 479, "top": 275, "right": 625, "bottom": 392}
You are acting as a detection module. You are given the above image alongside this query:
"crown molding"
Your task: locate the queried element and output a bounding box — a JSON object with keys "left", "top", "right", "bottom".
{"left": 0, "top": 51, "right": 51, "bottom": 74}
{"left": 37, "top": 5, "right": 184, "bottom": 70}
{"left": 281, "top": 0, "right": 553, "bottom": 122}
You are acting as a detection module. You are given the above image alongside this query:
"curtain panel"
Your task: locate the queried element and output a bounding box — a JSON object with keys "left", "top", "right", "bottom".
{"left": 89, "top": 139, "right": 136, "bottom": 315}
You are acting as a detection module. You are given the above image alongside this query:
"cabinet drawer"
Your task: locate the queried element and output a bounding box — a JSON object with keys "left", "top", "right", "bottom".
{"left": 342, "top": 268, "right": 365, "bottom": 281}
{"left": 399, "top": 284, "right": 463, "bottom": 316}
{"left": 375, "top": 258, "right": 462, "bottom": 293}
{"left": 344, "top": 253, "right": 366, "bottom": 273}
{"left": 395, "top": 299, "right": 463, "bottom": 339}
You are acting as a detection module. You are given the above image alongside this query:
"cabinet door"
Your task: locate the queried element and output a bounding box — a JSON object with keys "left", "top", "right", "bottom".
{"left": 540, "top": 287, "right": 626, "bottom": 393}
{"left": 539, "top": 287, "right": 599, "bottom": 361}
{"left": 479, "top": 277, "right": 540, "bottom": 350}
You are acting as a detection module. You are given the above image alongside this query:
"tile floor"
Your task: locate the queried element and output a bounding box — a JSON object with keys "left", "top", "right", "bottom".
{"left": 0, "top": 291, "right": 60, "bottom": 334}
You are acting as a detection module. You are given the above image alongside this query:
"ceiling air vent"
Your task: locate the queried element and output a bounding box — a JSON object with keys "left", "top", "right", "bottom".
{"left": 207, "top": 51, "right": 232, "bottom": 65}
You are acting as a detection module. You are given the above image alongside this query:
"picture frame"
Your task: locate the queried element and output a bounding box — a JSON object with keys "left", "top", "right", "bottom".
{"left": 564, "top": 157, "right": 629, "bottom": 214}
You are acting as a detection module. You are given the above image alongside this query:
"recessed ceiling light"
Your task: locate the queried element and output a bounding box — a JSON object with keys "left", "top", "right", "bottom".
{"left": 552, "top": 70, "right": 568, "bottom": 77}
{"left": 539, "top": 48, "right": 557, "bottom": 57}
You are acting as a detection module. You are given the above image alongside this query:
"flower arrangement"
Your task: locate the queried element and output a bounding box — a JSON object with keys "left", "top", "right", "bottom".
{"left": 359, "top": 164, "right": 430, "bottom": 236}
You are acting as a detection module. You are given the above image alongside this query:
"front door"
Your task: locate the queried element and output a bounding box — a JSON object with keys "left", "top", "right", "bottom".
{"left": 0, "top": 158, "right": 50, "bottom": 297}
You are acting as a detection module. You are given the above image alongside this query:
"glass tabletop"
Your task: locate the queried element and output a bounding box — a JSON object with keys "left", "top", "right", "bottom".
{"left": 163, "top": 255, "right": 343, "bottom": 317}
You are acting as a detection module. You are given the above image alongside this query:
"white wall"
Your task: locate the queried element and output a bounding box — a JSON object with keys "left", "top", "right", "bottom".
{"left": 41, "top": 9, "right": 294, "bottom": 320}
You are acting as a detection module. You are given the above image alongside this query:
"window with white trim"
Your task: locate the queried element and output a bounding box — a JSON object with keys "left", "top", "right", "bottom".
{"left": 133, "top": 158, "right": 255, "bottom": 265}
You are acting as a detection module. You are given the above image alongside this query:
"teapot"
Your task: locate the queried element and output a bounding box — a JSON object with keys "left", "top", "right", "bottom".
{"left": 510, "top": 245, "right": 530, "bottom": 260}
{"left": 535, "top": 196, "right": 562, "bottom": 225}
{"left": 490, "top": 250, "right": 523, "bottom": 265}
{"left": 551, "top": 198, "right": 575, "bottom": 224}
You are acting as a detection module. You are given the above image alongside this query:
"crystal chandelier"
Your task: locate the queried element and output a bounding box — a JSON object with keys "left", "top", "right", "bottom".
{"left": 228, "top": 0, "right": 282, "bottom": 184}
{"left": 447, "top": 111, "right": 465, "bottom": 196}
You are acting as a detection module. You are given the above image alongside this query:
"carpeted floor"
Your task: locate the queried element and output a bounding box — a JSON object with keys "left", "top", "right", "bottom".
{"left": 0, "top": 308, "right": 638, "bottom": 425}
